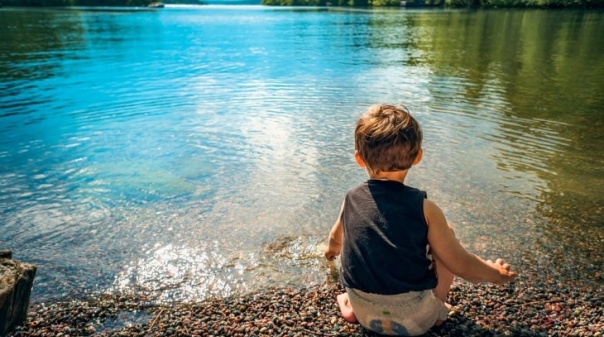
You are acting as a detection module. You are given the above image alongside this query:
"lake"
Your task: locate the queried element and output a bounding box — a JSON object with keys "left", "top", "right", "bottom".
{"left": 0, "top": 5, "right": 602, "bottom": 303}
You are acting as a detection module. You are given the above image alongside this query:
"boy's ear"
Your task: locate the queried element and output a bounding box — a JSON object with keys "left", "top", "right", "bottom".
{"left": 413, "top": 149, "right": 423, "bottom": 166}
{"left": 354, "top": 151, "right": 366, "bottom": 167}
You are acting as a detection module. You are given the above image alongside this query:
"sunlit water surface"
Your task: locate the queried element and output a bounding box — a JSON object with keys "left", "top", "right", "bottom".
{"left": 1, "top": 6, "right": 602, "bottom": 303}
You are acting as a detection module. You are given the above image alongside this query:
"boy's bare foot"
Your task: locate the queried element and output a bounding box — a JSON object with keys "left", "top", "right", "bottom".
{"left": 435, "top": 303, "right": 452, "bottom": 326}
{"left": 336, "top": 293, "right": 358, "bottom": 323}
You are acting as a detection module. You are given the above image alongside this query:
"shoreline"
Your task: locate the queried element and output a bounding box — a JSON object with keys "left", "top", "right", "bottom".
{"left": 8, "top": 276, "right": 602, "bottom": 337}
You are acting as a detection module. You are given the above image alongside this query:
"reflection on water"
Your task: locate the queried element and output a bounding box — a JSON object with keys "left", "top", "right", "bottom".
{"left": 112, "top": 236, "right": 327, "bottom": 302}
{"left": 0, "top": 7, "right": 602, "bottom": 303}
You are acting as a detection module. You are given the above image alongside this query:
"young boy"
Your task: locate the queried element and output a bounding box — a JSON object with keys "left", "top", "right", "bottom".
{"left": 324, "top": 104, "right": 517, "bottom": 336}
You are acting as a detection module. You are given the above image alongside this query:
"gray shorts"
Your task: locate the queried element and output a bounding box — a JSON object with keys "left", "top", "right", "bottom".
{"left": 346, "top": 287, "right": 449, "bottom": 336}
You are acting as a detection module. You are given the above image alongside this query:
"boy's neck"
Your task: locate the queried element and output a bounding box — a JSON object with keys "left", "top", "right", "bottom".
{"left": 367, "top": 169, "right": 409, "bottom": 184}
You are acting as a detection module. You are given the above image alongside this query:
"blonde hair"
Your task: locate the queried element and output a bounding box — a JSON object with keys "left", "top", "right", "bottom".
{"left": 355, "top": 104, "right": 422, "bottom": 173}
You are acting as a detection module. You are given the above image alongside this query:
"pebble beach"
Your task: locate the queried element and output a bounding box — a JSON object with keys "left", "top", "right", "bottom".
{"left": 8, "top": 274, "right": 603, "bottom": 337}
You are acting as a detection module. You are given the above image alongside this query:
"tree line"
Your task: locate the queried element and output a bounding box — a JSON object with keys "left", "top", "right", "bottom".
{"left": 0, "top": 0, "right": 204, "bottom": 6}
{"left": 262, "top": 0, "right": 602, "bottom": 7}
{"left": 1, "top": 0, "right": 151, "bottom": 5}
{"left": 1, "top": 0, "right": 601, "bottom": 9}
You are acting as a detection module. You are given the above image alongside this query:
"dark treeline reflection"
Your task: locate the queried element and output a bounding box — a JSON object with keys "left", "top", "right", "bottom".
{"left": 414, "top": 10, "right": 603, "bottom": 215}
{"left": 380, "top": 9, "right": 604, "bottom": 278}
{"left": 0, "top": 10, "right": 85, "bottom": 81}
{"left": 0, "top": 10, "right": 87, "bottom": 119}
{"left": 0, "top": 9, "right": 157, "bottom": 117}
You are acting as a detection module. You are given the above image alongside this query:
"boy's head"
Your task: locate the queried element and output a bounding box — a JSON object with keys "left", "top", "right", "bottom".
{"left": 355, "top": 104, "right": 423, "bottom": 174}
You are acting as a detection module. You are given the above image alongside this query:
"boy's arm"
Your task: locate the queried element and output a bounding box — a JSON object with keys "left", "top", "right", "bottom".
{"left": 425, "top": 199, "right": 518, "bottom": 284}
{"left": 324, "top": 201, "right": 345, "bottom": 261}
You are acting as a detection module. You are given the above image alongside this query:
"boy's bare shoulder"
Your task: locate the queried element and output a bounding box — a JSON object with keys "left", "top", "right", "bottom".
{"left": 423, "top": 198, "right": 446, "bottom": 224}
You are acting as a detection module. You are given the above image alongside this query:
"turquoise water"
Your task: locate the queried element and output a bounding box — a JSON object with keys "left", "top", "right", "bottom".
{"left": 1, "top": 6, "right": 602, "bottom": 303}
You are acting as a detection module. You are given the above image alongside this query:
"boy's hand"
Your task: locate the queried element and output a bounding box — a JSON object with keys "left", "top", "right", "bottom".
{"left": 486, "top": 258, "right": 518, "bottom": 284}
{"left": 325, "top": 201, "right": 345, "bottom": 262}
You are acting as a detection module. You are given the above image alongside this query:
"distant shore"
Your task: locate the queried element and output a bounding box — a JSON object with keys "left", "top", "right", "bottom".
{"left": 8, "top": 274, "right": 602, "bottom": 337}
{"left": 0, "top": 1, "right": 201, "bottom": 8}
{"left": 2, "top": 0, "right": 603, "bottom": 8}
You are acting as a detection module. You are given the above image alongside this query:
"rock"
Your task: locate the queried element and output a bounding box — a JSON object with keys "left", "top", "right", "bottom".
{"left": 0, "top": 254, "right": 37, "bottom": 336}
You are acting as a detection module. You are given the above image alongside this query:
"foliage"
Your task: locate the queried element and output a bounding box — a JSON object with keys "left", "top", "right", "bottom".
{"left": 1, "top": 0, "right": 159, "bottom": 5}
{"left": 3, "top": 0, "right": 602, "bottom": 10}
{"left": 370, "top": 0, "right": 400, "bottom": 6}
{"left": 261, "top": 0, "right": 604, "bottom": 6}
{"left": 262, "top": 0, "right": 330, "bottom": 5}
{"left": 443, "top": 0, "right": 603, "bottom": 6}
{"left": 262, "top": 0, "right": 381, "bottom": 4}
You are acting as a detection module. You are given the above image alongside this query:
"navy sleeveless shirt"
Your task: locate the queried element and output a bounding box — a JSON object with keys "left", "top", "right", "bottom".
{"left": 340, "top": 180, "right": 438, "bottom": 295}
